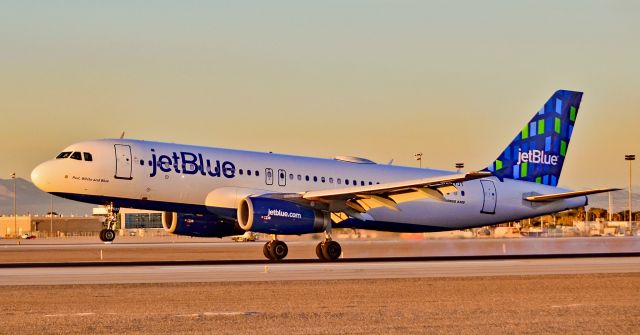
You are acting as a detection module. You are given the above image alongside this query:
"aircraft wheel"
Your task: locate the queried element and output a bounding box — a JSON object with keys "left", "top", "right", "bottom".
{"left": 322, "top": 240, "right": 341, "bottom": 261}
{"left": 263, "top": 241, "right": 274, "bottom": 260}
{"left": 269, "top": 240, "right": 288, "bottom": 260}
{"left": 315, "top": 242, "right": 327, "bottom": 261}
{"left": 102, "top": 229, "right": 116, "bottom": 242}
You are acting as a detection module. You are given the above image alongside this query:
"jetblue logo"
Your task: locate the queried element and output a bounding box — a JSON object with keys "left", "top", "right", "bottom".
{"left": 268, "top": 209, "right": 302, "bottom": 219}
{"left": 149, "top": 149, "right": 236, "bottom": 178}
{"left": 517, "top": 149, "right": 559, "bottom": 166}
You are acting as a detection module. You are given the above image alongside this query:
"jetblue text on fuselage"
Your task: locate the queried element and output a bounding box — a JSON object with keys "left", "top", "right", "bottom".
{"left": 149, "top": 149, "right": 236, "bottom": 178}
{"left": 516, "top": 149, "right": 559, "bottom": 166}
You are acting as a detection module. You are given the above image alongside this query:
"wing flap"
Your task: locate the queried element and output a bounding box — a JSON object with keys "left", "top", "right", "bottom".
{"left": 524, "top": 188, "right": 621, "bottom": 202}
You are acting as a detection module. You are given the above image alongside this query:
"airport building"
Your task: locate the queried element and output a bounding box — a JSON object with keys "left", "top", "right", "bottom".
{"left": 92, "top": 207, "right": 164, "bottom": 230}
{"left": 0, "top": 215, "right": 103, "bottom": 238}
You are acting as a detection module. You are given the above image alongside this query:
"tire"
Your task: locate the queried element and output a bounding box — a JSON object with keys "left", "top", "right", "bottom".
{"left": 269, "top": 240, "right": 288, "bottom": 260}
{"left": 322, "top": 240, "right": 341, "bottom": 261}
{"left": 103, "top": 229, "right": 116, "bottom": 242}
{"left": 263, "top": 242, "right": 273, "bottom": 260}
{"left": 99, "top": 229, "right": 107, "bottom": 242}
{"left": 316, "top": 242, "right": 326, "bottom": 261}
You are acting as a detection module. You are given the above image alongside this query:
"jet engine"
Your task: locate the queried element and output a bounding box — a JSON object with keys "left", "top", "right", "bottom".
{"left": 237, "top": 196, "right": 330, "bottom": 235}
{"left": 161, "top": 212, "right": 243, "bottom": 237}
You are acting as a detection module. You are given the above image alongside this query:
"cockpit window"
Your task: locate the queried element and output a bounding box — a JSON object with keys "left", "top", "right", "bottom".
{"left": 56, "top": 152, "right": 72, "bottom": 159}
{"left": 83, "top": 153, "right": 93, "bottom": 161}
{"left": 70, "top": 152, "right": 82, "bottom": 160}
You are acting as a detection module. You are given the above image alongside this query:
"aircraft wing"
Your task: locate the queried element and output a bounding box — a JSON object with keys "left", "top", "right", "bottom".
{"left": 301, "top": 171, "right": 492, "bottom": 216}
{"left": 524, "top": 188, "right": 621, "bottom": 202}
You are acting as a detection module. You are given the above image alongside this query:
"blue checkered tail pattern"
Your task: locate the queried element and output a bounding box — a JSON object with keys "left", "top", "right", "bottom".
{"left": 485, "top": 90, "right": 583, "bottom": 186}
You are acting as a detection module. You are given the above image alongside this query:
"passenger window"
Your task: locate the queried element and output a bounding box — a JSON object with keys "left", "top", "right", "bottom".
{"left": 337, "top": 178, "right": 342, "bottom": 185}
{"left": 83, "top": 153, "right": 93, "bottom": 161}
{"left": 313, "top": 176, "right": 318, "bottom": 182}
{"left": 255, "top": 170, "right": 260, "bottom": 176}
{"left": 289, "top": 173, "right": 294, "bottom": 180}
{"left": 70, "top": 152, "right": 82, "bottom": 160}
{"left": 321, "top": 177, "right": 326, "bottom": 183}
{"left": 361, "top": 181, "right": 365, "bottom": 186}
{"left": 345, "top": 179, "right": 350, "bottom": 185}
{"left": 297, "top": 175, "right": 302, "bottom": 181}
{"left": 305, "top": 175, "right": 310, "bottom": 181}
{"left": 248, "top": 170, "right": 252, "bottom": 176}
{"left": 368, "top": 181, "right": 372, "bottom": 185}
{"left": 329, "top": 177, "right": 334, "bottom": 184}
{"left": 239, "top": 169, "right": 244, "bottom": 175}
{"left": 56, "top": 152, "right": 72, "bottom": 159}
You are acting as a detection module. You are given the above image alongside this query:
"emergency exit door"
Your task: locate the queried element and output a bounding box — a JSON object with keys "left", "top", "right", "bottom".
{"left": 265, "top": 168, "right": 274, "bottom": 185}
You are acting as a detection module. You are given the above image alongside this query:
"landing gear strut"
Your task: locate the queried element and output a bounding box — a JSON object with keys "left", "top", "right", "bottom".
{"left": 316, "top": 231, "right": 341, "bottom": 261}
{"left": 263, "top": 235, "right": 288, "bottom": 261}
{"left": 99, "top": 203, "right": 119, "bottom": 243}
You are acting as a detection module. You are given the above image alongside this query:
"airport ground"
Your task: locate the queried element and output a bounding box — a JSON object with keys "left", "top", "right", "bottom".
{"left": 1, "top": 236, "right": 639, "bottom": 263}
{"left": 1, "top": 274, "right": 639, "bottom": 334}
{"left": 1, "top": 238, "right": 640, "bottom": 334}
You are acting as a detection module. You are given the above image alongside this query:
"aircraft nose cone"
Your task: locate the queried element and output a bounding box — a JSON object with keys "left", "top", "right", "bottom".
{"left": 31, "top": 162, "right": 51, "bottom": 192}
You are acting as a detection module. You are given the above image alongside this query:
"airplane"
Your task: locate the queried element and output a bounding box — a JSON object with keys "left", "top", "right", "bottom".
{"left": 31, "top": 90, "right": 617, "bottom": 261}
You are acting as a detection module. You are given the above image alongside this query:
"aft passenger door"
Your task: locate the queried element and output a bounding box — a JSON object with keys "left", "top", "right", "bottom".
{"left": 480, "top": 180, "right": 497, "bottom": 214}
{"left": 114, "top": 144, "right": 133, "bottom": 180}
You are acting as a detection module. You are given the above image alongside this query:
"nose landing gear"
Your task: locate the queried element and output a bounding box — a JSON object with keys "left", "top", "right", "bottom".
{"left": 99, "top": 203, "right": 119, "bottom": 243}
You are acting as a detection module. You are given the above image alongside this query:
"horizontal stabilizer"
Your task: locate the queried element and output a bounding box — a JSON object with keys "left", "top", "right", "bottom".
{"left": 524, "top": 188, "right": 621, "bottom": 202}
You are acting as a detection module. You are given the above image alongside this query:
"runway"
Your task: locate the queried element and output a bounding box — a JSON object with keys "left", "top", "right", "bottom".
{"left": 2, "top": 256, "right": 639, "bottom": 285}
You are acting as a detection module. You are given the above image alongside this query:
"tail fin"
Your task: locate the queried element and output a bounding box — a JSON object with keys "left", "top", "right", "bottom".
{"left": 486, "top": 90, "right": 583, "bottom": 186}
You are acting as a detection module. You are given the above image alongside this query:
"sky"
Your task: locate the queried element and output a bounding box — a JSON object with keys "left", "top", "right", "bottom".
{"left": 1, "top": 1, "right": 639, "bottom": 190}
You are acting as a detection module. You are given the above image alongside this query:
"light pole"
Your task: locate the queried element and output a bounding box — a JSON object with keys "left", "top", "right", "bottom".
{"left": 625, "top": 155, "right": 635, "bottom": 235}
{"left": 11, "top": 172, "right": 16, "bottom": 238}
{"left": 414, "top": 153, "right": 423, "bottom": 168}
{"left": 50, "top": 194, "right": 54, "bottom": 237}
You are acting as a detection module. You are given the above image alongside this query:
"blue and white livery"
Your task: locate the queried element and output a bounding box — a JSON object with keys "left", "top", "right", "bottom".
{"left": 31, "top": 90, "right": 615, "bottom": 260}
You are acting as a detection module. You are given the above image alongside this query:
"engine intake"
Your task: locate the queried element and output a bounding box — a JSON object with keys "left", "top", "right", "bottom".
{"left": 237, "top": 197, "right": 330, "bottom": 235}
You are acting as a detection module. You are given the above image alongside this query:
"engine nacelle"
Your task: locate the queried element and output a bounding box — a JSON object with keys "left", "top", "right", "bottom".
{"left": 237, "top": 197, "right": 330, "bottom": 235}
{"left": 162, "top": 212, "right": 243, "bottom": 237}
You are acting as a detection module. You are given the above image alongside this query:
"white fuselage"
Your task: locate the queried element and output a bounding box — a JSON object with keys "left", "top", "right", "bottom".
{"left": 31, "top": 139, "right": 587, "bottom": 232}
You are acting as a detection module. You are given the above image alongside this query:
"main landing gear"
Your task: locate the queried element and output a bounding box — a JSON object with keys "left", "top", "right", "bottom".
{"left": 316, "top": 231, "right": 341, "bottom": 261}
{"left": 263, "top": 236, "right": 288, "bottom": 261}
{"left": 99, "top": 203, "right": 119, "bottom": 243}
{"left": 261, "top": 233, "right": 342, "bottom": 262}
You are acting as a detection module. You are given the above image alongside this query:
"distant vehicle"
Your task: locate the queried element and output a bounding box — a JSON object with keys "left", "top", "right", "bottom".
{"left": 20, "top": 233, "right": 36, "bottom": 239}
{"left": 31, "top": 90, "right": 618, "bottom": 261}
{"left": 231, "top": 231, "right": 259, "bottom": 242}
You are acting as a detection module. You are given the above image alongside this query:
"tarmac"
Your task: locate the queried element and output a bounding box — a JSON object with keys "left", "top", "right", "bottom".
{"left": 2, "top": 237, "right": 640, "bottom": 334}
{"left": 1, "top": 236, "right": 639, "bottom": 263}
{"left": 1, "top": 256, "right": 639, "bottom": 285}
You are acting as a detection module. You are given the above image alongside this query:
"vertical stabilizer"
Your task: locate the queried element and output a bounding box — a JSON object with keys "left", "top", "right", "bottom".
{"left": 486, "top": 90, "right": 583, "bottom": 186}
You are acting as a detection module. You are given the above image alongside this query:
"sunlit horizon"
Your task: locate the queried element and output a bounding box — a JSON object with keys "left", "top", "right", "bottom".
{"left": 1, "top": 1, "right": 638, "bottom": 190}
